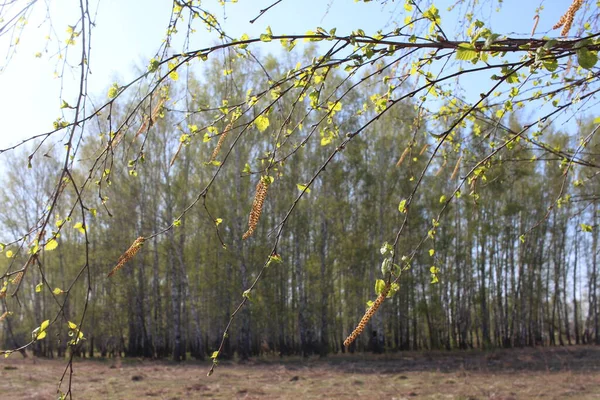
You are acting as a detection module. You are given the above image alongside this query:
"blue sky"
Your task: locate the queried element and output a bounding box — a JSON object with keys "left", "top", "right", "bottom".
{"left": 0, "top": 0, "right": 569, "bottom": 150}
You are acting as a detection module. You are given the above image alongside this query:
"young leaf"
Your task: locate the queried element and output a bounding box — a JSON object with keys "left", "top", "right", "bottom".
{"left": 44, "top": 238, "right": 58, "bottom": 251}
{"left": 296, "top": 183, "right": 311, "bottom": 193}
{"left": 456, "top": 44, "right": 478, "bottom": 61}
{"left": 375, "top": 279, "right": 386, "bottom": 295}
{"left": 576, "top": 47, "right": 598, "bottom": 69}
{"left": 398, "top": 199, "right": 407, "bottom": 213}
{"left": 73, "top": 222, "right": 85, "bottom": 234}
{"left": 581, "top": 223, "right": 593, "bottom": 233}
{"left": 40, "top": 319, "right": 50, "bottom": 331}
{"left": 254, "top": 115, "right": 270, "bottom": 132}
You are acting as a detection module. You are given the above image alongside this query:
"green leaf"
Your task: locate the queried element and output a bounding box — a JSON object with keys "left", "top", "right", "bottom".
{"left": 542, "top": 57, "right": 558, "bottom": 72}
{"left": 36, "top": 331, "right": 47, "bottom": 340}
{"left": 107, "top": 83, "right": 119, "bottom": 99}
{"left": 387, "top": 282, "right": 400, "bottom": 298}
{"left": 5, "top": 250, "right": 13, "bottom": 258}
{"left": 148, "top": 58, "right": 160, "bottom": 72}
{"left": 260, "top": 26, "right": 273, "bottom": 42}
{"left": 380, "top": 242, "right": 394, "bottom": 257}
{"left": 254, "top": 115, "right": 270, "bottom": 132}
{"left": 35, "top": 283, "right": 43, "bottom": 293}
{"left": 268, "top": 253, "right": 283, "bottom": 265}
{"left": 215, "top": 218, "right": 223, "bottom": 226}
{"left": 73, "top": 222, "right": 85, "bottom": 234}
{"left": 53, "top": 288, "right": 64, "bottom": 295}
{"left": 68, "top": 321, "right": 77, "bottom": 330}
{"left": 296, "top": 183, "right": 311, "bottom": 193}
{"left": 31, "top": 240, "right": 39, "bottom": 255}
{"left": 173, "top": 219, "right": 181, "bottom": 227}
{"left": 593, "top": 116, "right": 600, "bottom": 124}
{"left": 375, "top": 279, "right": 386, "bottom": 295}
{"left": 576, "top": 47, "right": 598, "bottom": 69}
{"left": 581, "top": 223, "right": 593, "bottom": 233}
{"left": 429, "top": 249, "right": 435, "bottom": 257}
{"left": 44, "top": 239, "right": 58, "bottom": 251}
{"left": 398, "top": 199, "right": 407, "bottom": 213}
{"left": 456, "top": 44, "right": 478, "bottom": 61}
{"left": 40, "top": 320, "right": 50, "bottom": 331}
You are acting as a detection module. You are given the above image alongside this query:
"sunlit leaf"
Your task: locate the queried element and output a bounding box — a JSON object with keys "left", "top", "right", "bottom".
{"left": 44, "top": 239, "right": 58, "bottom": 251}
{"left": 73, "top": 222, "right": 85, "bottom": 234}
{"left": 296, "top": 183, "right": 311, "bottom": 193}
{"left": 254, "top": 115, "right": 270, "bottom": 132}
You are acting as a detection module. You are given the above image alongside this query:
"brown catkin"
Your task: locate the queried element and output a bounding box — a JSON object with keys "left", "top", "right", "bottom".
{"left": 450, "top": 155, "right": 462, "bottom": 180}
{"left": 553, "top": 0, "right": 584, "bottom": 36}
{"left": 11, "top": 272, "right": 23, "bottom": 286}
{"left": 344, "top": 284, "right": 390, "bottom": 347}
{"left": 435, "top": 157, "right": 447, "bottom": 177}
{"left": 242, "top": 179, "right": 269, "bottom": 240}
{"left": 209, "top": 123, "right": 232, "bottom": 163}
{"left": 396, "top": 147, "right": 410, "bottom": 167}
{"left": 0, "top": 311, "right": 10, "bottom": 322}
{"left": 419, "top": 143, "right": 429, "bottom": 156}
{"left": 0, "top": 287, "right": 6, "bottom": 299}
{"left": 136, "top": 97, "right": 166, "bottom": 138}
{"left": 107, "top": 237, "right": 145, "bottom": 277}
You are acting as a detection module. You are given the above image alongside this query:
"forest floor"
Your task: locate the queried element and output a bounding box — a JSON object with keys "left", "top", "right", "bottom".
{"left": 1, "top": 346, "right": 600, "bottom": 399}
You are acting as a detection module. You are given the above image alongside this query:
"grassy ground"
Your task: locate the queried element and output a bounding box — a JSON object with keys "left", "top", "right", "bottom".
{"left": 1, "top": 346, "right": 600, "bottom": 399}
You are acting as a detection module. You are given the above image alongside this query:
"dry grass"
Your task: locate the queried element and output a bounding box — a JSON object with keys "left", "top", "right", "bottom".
{"left": 1, "top": 347, "right": 600, "bottom": 399}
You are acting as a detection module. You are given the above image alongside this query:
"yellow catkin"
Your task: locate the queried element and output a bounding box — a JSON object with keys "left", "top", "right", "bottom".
{"left": 450, "top": 155, "right": 462, "bottom": 180}
{"left": 396, "top": 147, "right": 410, "bottom": 167}
{"left": 0, "top": 312, "right": 10, "bottom": 322}
{"left": 11, "top": 272, "right": 23, "bottom": 286}
{"left": 242, "top": 180, "right": 269, "bottom": 240}
{"left": 209, "top": 123, "right": 232, "bottom": 163}
{"left": 553, "top": 0, "right": 584, "bottom": 36}
{"left": 344, "top": 284, "right": 390, "bottom": 347}
{"left": 107, "top": 237, "right": 145, "bottom": 277}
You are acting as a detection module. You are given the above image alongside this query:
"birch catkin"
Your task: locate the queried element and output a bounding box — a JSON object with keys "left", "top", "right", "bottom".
{"left": 344, "top": 284, "right": 390, "bottom": 347}
{"left": 450, "top": 155, "right": 462, "bottom": 180}
{"left": 107, "top": 237, "right": 145, "bottom": 277}
{"left": 396, "top": 147, "right": 410, "bottom": 167}
{"left": 209, "top": 122, "right": 232, "bottom": 163}
{"left": 242, "top": 179, "right": 270, "bottom": 240}
{"left": 553, "top": 0, "right": 584, "bottom": 36}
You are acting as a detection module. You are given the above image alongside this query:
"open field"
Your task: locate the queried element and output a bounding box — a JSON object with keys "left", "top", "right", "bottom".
{"left": 1, "top": 346, "right": 600, "bottom": 399}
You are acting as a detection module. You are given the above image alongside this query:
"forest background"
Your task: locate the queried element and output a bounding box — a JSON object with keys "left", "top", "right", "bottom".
{"left": 0, "top": 0, "right": 598, "bottom": 391}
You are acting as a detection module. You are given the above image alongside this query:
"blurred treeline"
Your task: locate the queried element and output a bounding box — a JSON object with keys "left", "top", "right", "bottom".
{"left": 1, "top": 48, "right": 599, "bottom": 360}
